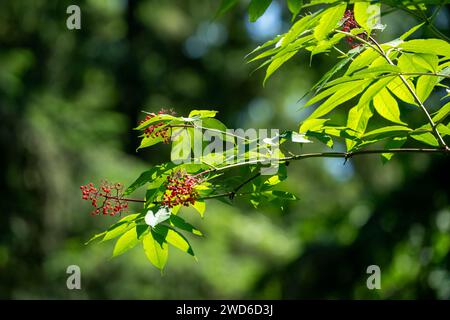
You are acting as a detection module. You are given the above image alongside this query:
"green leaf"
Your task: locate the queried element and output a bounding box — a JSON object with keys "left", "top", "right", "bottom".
{"left": 357, "top": 77, "right": 394, "bottom": 109}
{"left": 346, "top": 103, "right": 373, "bottom": 151}
{"left": 305, "top": 131, "right": 334, "bottom": 148}
{"left": 279, "top": 14, "right": 319, "bottom": 47}
{"left": 135, "top": 114, "right": 178, "bottom": 130}
{"left": 287, "top": 0, "right": 303, "bottom": 21}
{"left": 399, "top": 22, "right": 425, "bottom": 40}
{"left": 112, "top": 227, "right": 140, "bottom": 257}
{"left": 142, "top": 230, "right": 168, "bottom": 270}
{"left": 171, "top": 128, "right": 192, "bottom": 162}
{"left": 364, "top": 125, "right": 412, "bottom": 138}
{"left": 432, "top": 101, "right": 450, "bottom": 123}
{"left": 85, "top": 231, "right": 106, "bottom": 245}
{"left": 198, "top": 117, "right": 227, "bottom": 131}
{"left": 169, "top": 215, "right": 203, "bottom": 236}
{"left": 313, "top": 3, "right": 346, "bottom": 41}
{"left": 191, "top": 200, "right": 206, "bottom": 217}
{"left": 353, "top": 65, "right": 400, "bottom": 78}
{"left": 308, "top": 79, "right": 372, "bottom": 119}
{"left": 188, "top": 110, "right": 218, "bottom": 119}
{"left": 346, "top": 48, "right": 380, "bottom": 75}
{"left": 124, "top": 163, "right": 176, "bottom": 196}
{"left": 306, "top": 81, "right": 365, "bottom": 107}
{"left": 397, "top": 53, "right": 426, "bottom": 73}
{"left": 399, "top": 53, "right": 438, "bottom": 75}
{"left": 103, "top": 220, "right": 136, "bottom": 242}
{"left": 246, "top": 35, "right": 283, "bottom": 58}
{"left": 415, "top": 54, "right": 438, "bottom": 73}
{"left": 437, "top": 123, "right": 450, "bottom": 136}
{"left": 323, "top": 126, "right": 359, "bottom": 140}
{"left": 308, "top": 50, "right": 358, "bottom": 95}
{"left": 354, "top": 2, "right": 380, "bottom": 34}
{"left": 154, "top": 225, "right": 195, "bottom": 256}
{"left": 280, "top": 130, "right": 312, "bottom": 143}
{"left": 299, "top": 118, "right": 329, "bottom": 133}
{"left": 387, "top": 77, "right": 417, "bottom": 106}
{"left": 264, "top": 51, "right": 297, "bottom": 84}
{"left": 416, "top": 75, "right": 439, "bottom": 102}
{"left": 137, "top": 135, "right": 165, "bottom": 150}
{"left": 400, "top": 39, "right": 450, "bottom": 58}
{"left": 248, "top": 0, "right": 272, "bottom": 23}
{"left": 410, "top": 132, "right": 439, "bottom": 147}
{"left": 308, "top": 33, "right": 346, "bottom": 57}
{"left": 373, "top": 87, "right": 406, "bottom": 125}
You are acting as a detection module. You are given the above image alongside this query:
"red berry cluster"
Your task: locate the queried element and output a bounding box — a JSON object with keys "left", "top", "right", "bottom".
{"left": 139, "top": 109, "right": 176, "bottom": 144}
{"left": 80, "top": 181, "right": 128, "bottom": 216}
{"left": 342, "top": 10, "right": 368, "bottom": 48}
{"left": 162, "top": 170, "right": 201, "bottom": 208}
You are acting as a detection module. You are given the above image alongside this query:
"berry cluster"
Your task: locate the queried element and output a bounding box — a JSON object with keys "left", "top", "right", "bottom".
{"left": 342, "top": 10, "right": 368, "bottom": 48}
{"left": 139, "top": 109, "right": 176, "bottom": 144}
{"left": 161, "top": 170, "right": 201, "bottom": 208}
{"left": 80, "top": 181, "right": 128, "bottom": 216}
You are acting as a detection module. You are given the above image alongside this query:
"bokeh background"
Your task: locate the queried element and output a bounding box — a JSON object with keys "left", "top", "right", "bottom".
{"left": 0, "top": 0, "right": 449, "bottom": 299}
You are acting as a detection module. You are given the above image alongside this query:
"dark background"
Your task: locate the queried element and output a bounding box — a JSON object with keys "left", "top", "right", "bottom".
{"left": 0, "top": 0, "right": 449, "bottom": 299}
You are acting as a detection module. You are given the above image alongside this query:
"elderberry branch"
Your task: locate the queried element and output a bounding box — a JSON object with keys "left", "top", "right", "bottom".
{"left": 196, "top": 147, "right": 450, "bottom": 178}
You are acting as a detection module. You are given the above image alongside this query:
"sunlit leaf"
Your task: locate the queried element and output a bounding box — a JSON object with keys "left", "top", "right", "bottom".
{"left": 137, "top": 135, "right": 165, "bottom": 151}
{"left": 346, "top": 103, "right": 373, "bottom": 151}
{"left": 357, "top": 77, "right": 394, "bottom": 109}
{"left": 169, "top": 215, "right": 203, "bottom": 236}
{"left": 308, "top": 79, "right": 372, "bottom": 119}
{"left": 432, "top": 101, "right": 450, "bottom": 123}
{"left": 364, "top": 125, "right": 412, "bottom": 138}
{"left": 410, "top": 132, "right": 439, "bottom": 146}
{"left": 346, "top": 48, "right": 380, "bottom": 75}
{"left": 142, "top": 230, "right": 168, "bottom": 270}
{"left": 416, "top": 75, "right": 439, "bottom": 102}
{"left": 124, "top": 163, "right": 176, "bottom": 196}
{"left": 188, "top": 110, "right": 218, "bottom": 119}
{"left": 354, "top": 2, "right": 380, "bottom": 35}
{"left": 399, "top": 22, "right": 425, "bottom": 40}
{"left": 373, "top": 87, "right": 406, "bottom": 125}
{"left": 113, "top": 227, "right": 140, "bottom": 257}
{"left": 387, "top": 77, "right": 417, "bottom": 106}
{"left": 264, "top": 51, "right": 297, "bottom": 84}
{"left": 153, "top": 225, "right": 195, "bottom": 256}
{"left": 400, "top": 39, "right": 450, "bottom": 58}
{"left": 313, "top": 3, "right": 346, "bottom": 41}
{"left": 191, "top": 200, "right": 206, "bottom": 217}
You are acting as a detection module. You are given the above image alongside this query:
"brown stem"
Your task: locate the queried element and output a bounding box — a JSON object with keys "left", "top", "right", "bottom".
{"left": 118, "top": 147, "right": 450, "bottom": 205}
{"left": 104, "top": 194, "right": 145, "bottom": 203}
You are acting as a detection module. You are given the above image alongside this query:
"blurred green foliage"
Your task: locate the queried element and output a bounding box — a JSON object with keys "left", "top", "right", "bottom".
{"left": 0, "top": 0, "right": 449, "bottom": 299}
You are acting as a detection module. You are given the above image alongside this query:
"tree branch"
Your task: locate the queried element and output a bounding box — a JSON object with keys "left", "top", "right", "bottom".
{"left": 200, "top": 147, "right": 449, "bottom": 176}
